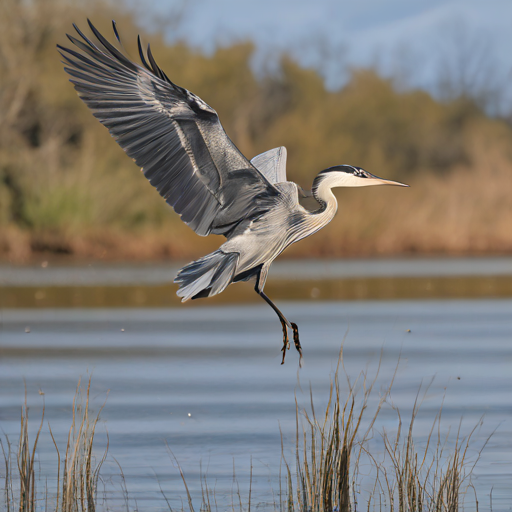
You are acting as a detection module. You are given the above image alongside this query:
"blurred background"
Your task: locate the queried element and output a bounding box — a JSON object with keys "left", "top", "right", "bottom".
{"left": 2, "top": 2, "right": 512, "bottom": 508}
{"left": 1, "top": 0, "right": 512, "bottom": 264}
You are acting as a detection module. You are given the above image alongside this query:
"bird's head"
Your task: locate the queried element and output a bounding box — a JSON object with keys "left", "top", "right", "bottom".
{"left": 314, "top": 165, "right": 409, "bottom": 190}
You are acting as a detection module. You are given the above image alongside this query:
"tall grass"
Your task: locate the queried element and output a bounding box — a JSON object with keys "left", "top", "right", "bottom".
{"left": 284, "top": 362, "right": 389, "bottom": 512}
{"left": 377, "top": 399, "right": 485, "bottom": 511}
{"left": 281, "top": 355, "right": 485, "bottom": 512}
{"left": 57, "top": 379, "right": 107, "bottom": 512}
{"left": 2, "top": 371, "right": 487, "bottom": 511}
{"left": 1, "top": 379, "right": 106, "bottom": 512}
{"left": 1, "top": 388, "right": 45, "bottom": 512}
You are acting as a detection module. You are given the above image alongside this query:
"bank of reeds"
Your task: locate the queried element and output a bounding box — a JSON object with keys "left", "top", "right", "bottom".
{"left": 1, "top": 379, "right": 106, "bottom": 512}
{"left": 2, "top": 370, "right": 486, "bottom": 511}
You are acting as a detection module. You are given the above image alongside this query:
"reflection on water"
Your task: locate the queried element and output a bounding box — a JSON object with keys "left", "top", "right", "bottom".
{"left": 2, "top": 258, "right": 512, "bottom": 308}
{"left": 1, "top": 300, "right": 511, "bottom": 509}
{"left": 3, "top": 275, "right": 512, "bottom": 308}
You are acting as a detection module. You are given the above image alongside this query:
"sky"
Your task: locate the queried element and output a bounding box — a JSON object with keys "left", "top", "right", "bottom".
{"left": 141, "top": 0, "right": 512, "bottom": 110}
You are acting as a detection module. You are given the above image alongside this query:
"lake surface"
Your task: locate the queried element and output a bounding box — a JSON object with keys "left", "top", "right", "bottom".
{"left": 3, "top": 257, "right": 512, "bottom": 308}
{"left": 1, "top": 296, "right": 511, "bottom": 510}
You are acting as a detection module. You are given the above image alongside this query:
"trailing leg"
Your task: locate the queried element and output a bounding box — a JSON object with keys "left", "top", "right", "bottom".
{"left": 258, "top": 288, "right": 291, "bottom": 363}
{"left": 255, "top": 269, "right": 302, "bottom": 364}
{"left": 291, "top": 322, "right": 303, "bottom": 366}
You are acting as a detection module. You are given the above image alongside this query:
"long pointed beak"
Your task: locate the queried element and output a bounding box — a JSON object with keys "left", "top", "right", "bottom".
{"left": 375, "top": 178, "right": 409, "bottom": 187}
{"left": 366, "top": 172, "right": 409, "bottom": 187}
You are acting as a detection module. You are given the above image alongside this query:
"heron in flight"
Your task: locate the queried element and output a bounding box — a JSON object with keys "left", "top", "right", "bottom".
{"left": 59, "top": 21, "right": 408, "bottom": 364}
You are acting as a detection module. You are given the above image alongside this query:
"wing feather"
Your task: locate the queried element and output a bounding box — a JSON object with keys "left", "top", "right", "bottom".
{"left": 250, "top": 147, "right": 288, "bottom": 184}
{"left": 59, "top": 20, "right": 278, "bottom": 236}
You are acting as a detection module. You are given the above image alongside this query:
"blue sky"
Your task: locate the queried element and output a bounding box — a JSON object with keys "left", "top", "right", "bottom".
{"left": 142, "top": 0, "right": 512, "bottom": 109}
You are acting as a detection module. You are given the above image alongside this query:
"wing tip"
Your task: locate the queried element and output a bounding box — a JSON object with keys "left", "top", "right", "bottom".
{"left": 112, "top": 20, "right": 121, "bottom": 43}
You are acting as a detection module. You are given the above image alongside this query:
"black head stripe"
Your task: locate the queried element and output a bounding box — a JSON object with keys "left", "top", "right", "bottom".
{"left": 319, "top": 165, "right": 367, "bottom": 177}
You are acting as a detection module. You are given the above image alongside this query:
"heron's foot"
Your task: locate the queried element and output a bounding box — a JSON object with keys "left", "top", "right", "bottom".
{"left": 280, "top": 324, "right": 290, "bottom": 365}
{"left": 290, "top": 322, "right": 302, "bottom": 366}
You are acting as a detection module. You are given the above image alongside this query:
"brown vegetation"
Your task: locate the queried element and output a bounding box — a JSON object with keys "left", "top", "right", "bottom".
{"left": 3, "top": 369, "right": 484, "bottom": 511}
{"left": 1, "top": 379, "right": 105, "bottom": 512}
{"left": 1, "top": 0, "right": 512, "bottom": 263}
{"left": 282, "top": 358, "right": 482, "bottom": 512}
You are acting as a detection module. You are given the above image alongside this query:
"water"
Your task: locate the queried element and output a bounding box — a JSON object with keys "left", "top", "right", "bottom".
{"left": 1, "top": 298, "right": 511, "bottom": 510}
{"left": 3, "top": 257, "right": 512, "bottom": 308}
{"left": 3, "top": 257, "right": 512, "bottom": 286}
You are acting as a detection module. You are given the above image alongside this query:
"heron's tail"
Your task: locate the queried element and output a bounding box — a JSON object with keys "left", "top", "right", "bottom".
{"left": 175, "top": 250, "right": 239, "bottom": 302}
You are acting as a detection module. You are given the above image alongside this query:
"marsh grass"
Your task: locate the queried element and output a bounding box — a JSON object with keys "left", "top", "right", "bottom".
{"left": 0, "top": 388, "right": 45, "bottom": 512}
{"left": 282, "top": 357, "right": 390, "bottom": 512}
{"left": 376, "top": 397, "right": 487, "bottom": 512}
{"left": 281, "top": 354, "right": 486, "bottom": 512}
{"left": 2, "top": 369, "right": 487, "bottom": 512}
{"left": 56, "top": 379, "right": 108, "bottom": 512}
{"left": 1, "top": 378, "right": 107, "bottom": 512}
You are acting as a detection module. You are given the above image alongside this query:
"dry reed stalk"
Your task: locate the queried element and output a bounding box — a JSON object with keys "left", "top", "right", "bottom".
{"left": 282, "top": 349, "right": 391, "bottom": 512}
{"left": 1, "top": 378, "right": 107, "bottom": 512}
{"left": 2, "top": 373, "right": 488, "bottom": 511}
{"left": 373, "top": 385, "right": 486, "bottom": 512}
{"left": 166, "top": 444, "right": 197, "bottom": 512}
{"left": 1, "top": 437, "right": 12, "bottom": 512}
{"left": 0, "top": 387, "right": 46, "bottom": 512}
{"left": 16, "top": 389, "right": 45, "bottom": 512}
{"left": 281, "top": 352, "right": 486, "bottom": 512}
{"left": 0, "top": 385, "right": 47, "bottom": 512}
{"left": 57, "top": 377, "right": 108, "bottom": 512}
{"left": 167, "top": 446, "right": 257, "bottom": 512}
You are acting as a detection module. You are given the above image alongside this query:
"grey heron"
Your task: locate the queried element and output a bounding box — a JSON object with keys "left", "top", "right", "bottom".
{"left": 58, "top": 21, "right": 408, "bottom": 364}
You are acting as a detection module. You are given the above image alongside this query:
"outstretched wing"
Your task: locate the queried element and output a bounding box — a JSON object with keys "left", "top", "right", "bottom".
{"left": 250, "top": 146, "right": 288, "bottom": 184}
{"left": 58, "top": 20, "right": 278, "bottom": 236}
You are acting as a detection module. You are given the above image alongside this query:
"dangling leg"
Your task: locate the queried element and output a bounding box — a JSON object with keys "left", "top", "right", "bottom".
{"left": 291, "top": 322, "right": 302, "bottom": 362}
{"left": 257, "top": 287, "right": 291, "bottom": 363}
{"left": 255, "top": 268, "right": 302, "bottom": 365}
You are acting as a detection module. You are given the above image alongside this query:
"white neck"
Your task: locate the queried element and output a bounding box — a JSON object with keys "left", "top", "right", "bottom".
{"left": 310, "top": 171, "right": 377, "bottom": 227}
{"left": 304, "top": 175, "right": 339, "bottom": 232}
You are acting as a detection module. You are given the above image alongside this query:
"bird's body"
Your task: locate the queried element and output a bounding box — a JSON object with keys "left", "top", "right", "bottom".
{"left": 177, "top": 177, "right": 337, "bottom": 300}
{"left": 59, "top": 21, "right": 407, "bottom": 364}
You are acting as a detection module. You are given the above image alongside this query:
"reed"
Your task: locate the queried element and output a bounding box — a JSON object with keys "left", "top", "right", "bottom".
{"left": 0, "top": 387, "right": 45, "bottom": 512}
{"left": 281, "top": 356, "right": 389, "bottom": 512}
{"left": 2, "top": 371, "right": 487, "bottom": 511}
{"left": 56, "top": 378, "right": 108, "bottom": 512}
{"left": 1, "top": 378, "right": 106, "bottom": 512}
{"left": 376, "top": 395, "right": 486, "bottom": 512}
{"left": 281, "top": 355, "right": 484, "bottom": 512}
